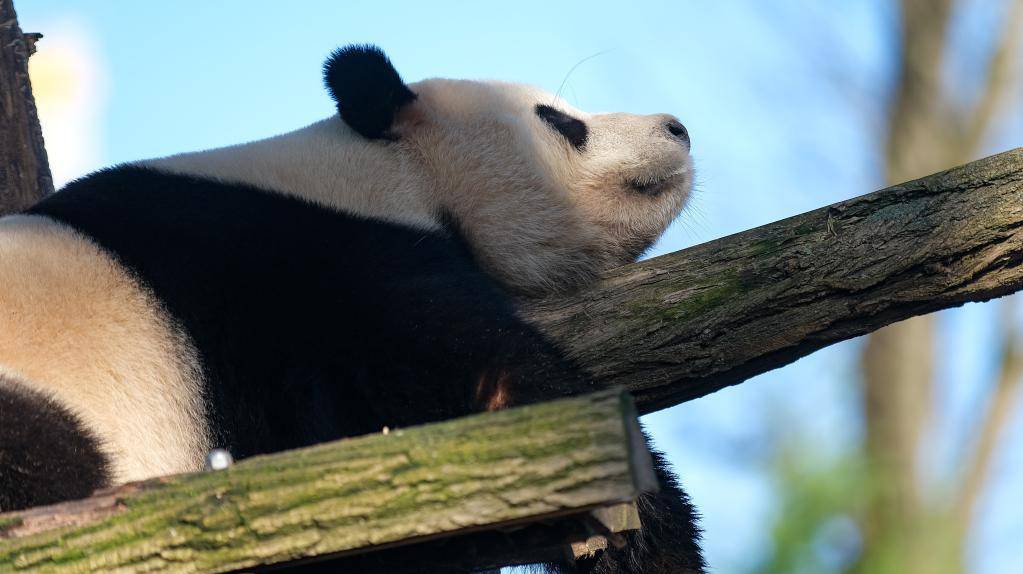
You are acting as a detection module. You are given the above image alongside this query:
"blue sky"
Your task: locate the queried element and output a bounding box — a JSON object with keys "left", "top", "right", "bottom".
{"left": 17, "top": 2, "right": 1023, "bottom": 572}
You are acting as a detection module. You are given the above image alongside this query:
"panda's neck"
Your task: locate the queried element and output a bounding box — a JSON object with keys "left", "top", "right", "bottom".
{"left": 139, "top": 118, "right": 440, "bottom": 231}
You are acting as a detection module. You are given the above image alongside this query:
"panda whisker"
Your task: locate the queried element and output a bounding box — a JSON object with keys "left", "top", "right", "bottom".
{"left": 553, "top": 49, "right": 612, "bottom": 106}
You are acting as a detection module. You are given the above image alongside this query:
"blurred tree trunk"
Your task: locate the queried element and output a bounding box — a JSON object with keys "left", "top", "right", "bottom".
{"left": 858, "top": 1, "right": 1022, "bottom": 572}
{"left": 860, "top": 1, "right": 951, "bottom": 570}
{"left": 0, "top": 0, "right": 52, "bottom": 214}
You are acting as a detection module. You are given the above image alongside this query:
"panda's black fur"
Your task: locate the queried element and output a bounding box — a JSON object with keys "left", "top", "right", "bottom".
{"left": 324, "top": 45, "right": 418, "bottom": 139}
{"left": 27, "top": 167, "right": 581, "bottom": 456}
{"left": 0, "top": 377, "right": 110, "bottom": 510}
{"left": 0, "top": 45, "right": 705, "bottom": 573}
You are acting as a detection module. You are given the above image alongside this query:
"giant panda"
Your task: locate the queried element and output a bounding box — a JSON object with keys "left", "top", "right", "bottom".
{"left": 0, "top": 45, "right": 702, "bottom": 573}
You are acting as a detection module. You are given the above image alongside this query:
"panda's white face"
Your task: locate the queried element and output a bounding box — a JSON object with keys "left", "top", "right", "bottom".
{"left": 396, "top": 79, "right": 692, "bottom": 294}
{"left": 146, "top": 48, "right": 692, "bottom": 296}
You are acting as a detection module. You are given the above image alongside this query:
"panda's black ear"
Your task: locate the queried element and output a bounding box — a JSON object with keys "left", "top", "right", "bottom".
{"left": 323, "top": 45, "right": 417, "bottom": 140}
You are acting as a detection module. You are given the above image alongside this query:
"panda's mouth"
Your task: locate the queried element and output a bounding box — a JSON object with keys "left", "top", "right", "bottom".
{"left": 628, "top": 172, "right": 683, "bottom": 196}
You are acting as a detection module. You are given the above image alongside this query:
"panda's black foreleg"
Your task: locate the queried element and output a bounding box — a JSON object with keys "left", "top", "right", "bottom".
{"left": 0, "top": 376, "right": 111, "bottom": 512}
{"left": 546, "top": 432, "right": 705, "bottom": 574}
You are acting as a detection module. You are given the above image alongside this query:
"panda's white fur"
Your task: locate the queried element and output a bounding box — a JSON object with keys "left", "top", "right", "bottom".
{"left": 145, "top": 79, "right": 691, "bottom": 294}
{"left": 0, "top": 215, "right": 210, "bottom": 482}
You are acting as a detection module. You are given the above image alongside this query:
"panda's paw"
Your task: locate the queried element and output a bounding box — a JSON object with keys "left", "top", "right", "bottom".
{"left": 565, "top": 446, "right": 706, "bottom": 574}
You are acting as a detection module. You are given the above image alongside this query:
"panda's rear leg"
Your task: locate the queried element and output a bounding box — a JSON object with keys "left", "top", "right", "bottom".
{"left": 551, "top": 434, "right": 705, "bottom": 574}
{"left": 0, "top": 376, "right": 111, "bottom": 512}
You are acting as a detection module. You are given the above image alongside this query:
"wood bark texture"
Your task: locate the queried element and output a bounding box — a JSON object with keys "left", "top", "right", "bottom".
{"left": 0, "top": 0, "right": 52, "bottom": 213}
{"left": 0, "top": 390, "right": 655, "bottom": 573}
{"left": 528, "top": 148, "right": 1023, "bottom": 413}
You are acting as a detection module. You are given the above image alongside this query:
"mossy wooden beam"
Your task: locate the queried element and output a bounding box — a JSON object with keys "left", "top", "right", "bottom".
{"left": 528, "top": 148, "right": 1023, "bottom": 413}
{"left": 0, "top": 390, "right": 655, "bottom": 573}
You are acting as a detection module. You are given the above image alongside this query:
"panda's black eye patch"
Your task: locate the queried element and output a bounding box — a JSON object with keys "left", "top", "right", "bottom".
{"left": 535, "top": 104, "right": 588, "bottom": 150}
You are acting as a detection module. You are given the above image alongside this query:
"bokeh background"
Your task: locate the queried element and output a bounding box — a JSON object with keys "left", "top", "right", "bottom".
{"left": 17, "top": 2, "right": 1023, "bottom": 572}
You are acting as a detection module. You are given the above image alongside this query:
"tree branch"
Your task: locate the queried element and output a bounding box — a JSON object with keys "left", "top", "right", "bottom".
{"left": 527, "top": 148, "right": 1023, "bottom": 414}
{"left": 0, "top": 0, "right": 53, "bottom": 214}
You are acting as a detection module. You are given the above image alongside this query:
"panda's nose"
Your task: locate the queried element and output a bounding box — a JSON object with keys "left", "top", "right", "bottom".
{"left": 665, "top": 119, "right": 690, "bottom": 148}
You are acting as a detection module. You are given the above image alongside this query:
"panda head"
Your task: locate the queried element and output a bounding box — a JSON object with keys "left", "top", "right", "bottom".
{"left": 333, "top": 45, "right": 694, "bottom": 295}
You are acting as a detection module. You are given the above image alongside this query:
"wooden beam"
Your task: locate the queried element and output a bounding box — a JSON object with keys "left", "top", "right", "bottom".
{"left": 0, "top": 0, "right": 53, "bottom": 214}
{"left": 0, "top": 390, "right": 654, "bottom": 573}
{"left": 528, "top": 148, "right": 1023, "bottom": 413}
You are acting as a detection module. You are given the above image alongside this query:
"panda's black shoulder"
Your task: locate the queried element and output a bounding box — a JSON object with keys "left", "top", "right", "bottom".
{"left": 25, "top": 165, "right": 502, "bottom": 348}
{"left": 25, "top": 166, "right": 577, "bottom": 452}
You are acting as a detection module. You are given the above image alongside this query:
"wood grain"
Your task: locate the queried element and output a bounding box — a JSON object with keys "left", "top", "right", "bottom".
{"left": 0, "top": 390, "right": 653, "bottom": 573}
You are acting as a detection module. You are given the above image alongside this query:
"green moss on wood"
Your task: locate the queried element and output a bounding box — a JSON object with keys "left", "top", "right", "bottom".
{"left": 0, "top": 516, "right": 23, "bottom": 535}
{"left": 628, "top": 270, "right": 746, "bottom": 324}
{"left": 0, "top": 390, "right": 650, "bottom": 573}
